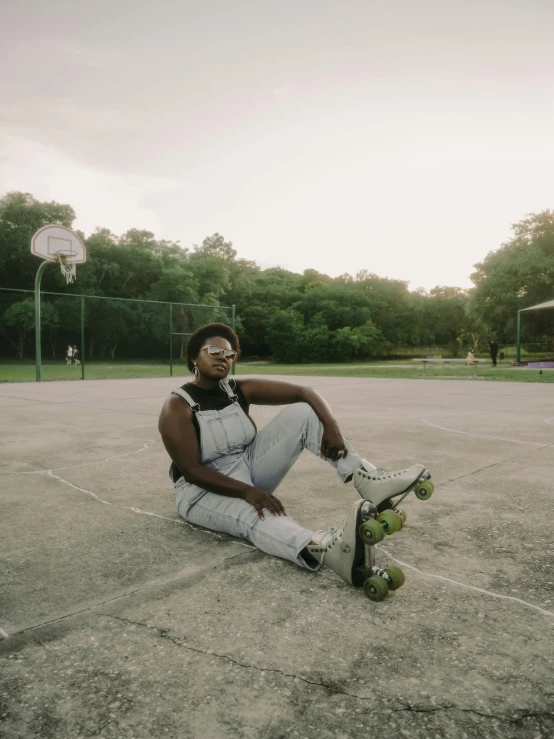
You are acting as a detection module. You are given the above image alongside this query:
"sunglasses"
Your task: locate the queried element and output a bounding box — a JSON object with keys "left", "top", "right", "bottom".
{"left": 200, "top": 345, "right": 237, "bottom": 361}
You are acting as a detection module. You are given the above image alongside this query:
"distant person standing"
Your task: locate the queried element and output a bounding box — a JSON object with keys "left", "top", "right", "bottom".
{"left": 65, "top": 345, "right": 73, "bottom": 365}
{"left": 489, "top": 340, "right": 498, "bottom": 367}
{"left": 73, "top": 345, "right": 80, "bottom": 365}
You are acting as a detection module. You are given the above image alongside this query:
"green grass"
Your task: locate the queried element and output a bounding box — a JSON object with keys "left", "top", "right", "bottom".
{"left": 1, "top": 359, "right": 552, "bottom": 383}
{"left": 236, "top": 362, "right": 554, "bottom": 382}
{"left": 0, "top": 361, "right": 177, "bottom": 382}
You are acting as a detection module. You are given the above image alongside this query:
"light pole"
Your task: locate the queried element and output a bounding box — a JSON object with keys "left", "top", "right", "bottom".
{"left": 516, "top": 310, "right": 521, "bottom": 364}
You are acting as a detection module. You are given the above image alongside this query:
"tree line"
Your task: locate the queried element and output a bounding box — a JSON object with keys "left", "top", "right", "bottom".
{"left": 0, "top": 191, "right": 553, "bottom": 362}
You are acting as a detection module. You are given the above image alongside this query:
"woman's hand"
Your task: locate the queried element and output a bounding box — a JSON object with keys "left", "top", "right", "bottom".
{"left": 242, "top": 487, "right": 287, "bottom": 520}
{"left": 321, "top": 424, "right": 348, "bottom": 461}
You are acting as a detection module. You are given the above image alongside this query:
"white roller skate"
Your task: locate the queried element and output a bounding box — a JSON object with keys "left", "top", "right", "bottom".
{"left": 307, "top": 500, "right": 366, "bottom": 586}
{"left": 308, "top": 499, "right": 411, "bottom": 602}
{"left": 353, "top": 459, "right": 434, "bottom": 532}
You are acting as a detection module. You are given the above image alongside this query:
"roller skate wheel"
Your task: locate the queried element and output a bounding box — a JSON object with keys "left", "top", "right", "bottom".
{"left": 377, "top": 509, "right": 403, "bottom": 535}
{"left": 363, "top": 575, "right": 389, "bottom": 602}
{"left": 359, "top": 519, "right": 385, "bottom": 545}
{"left": 397, "top": 508, "right": 407, "bottom": 525}
{"left": 383, "top": 566, "right": 405, "bottom": 591}
{"left": 415, "top": 480, "right": 434, "bottom": 501}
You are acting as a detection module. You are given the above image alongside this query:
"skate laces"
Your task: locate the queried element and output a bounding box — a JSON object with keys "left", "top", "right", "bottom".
{"left": 326, "top": 526, "right": 342, "bottom": 546}
{"left": 360, "top": 466, "right": 408, "bottom": 479}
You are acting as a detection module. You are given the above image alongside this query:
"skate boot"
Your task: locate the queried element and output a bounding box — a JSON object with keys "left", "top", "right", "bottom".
{"left": 308, "top": 500, "right": 410, "bottom": 601}
{"left": 353, "top": 459, "right": 434, "bottom": 528}
{"left": 307, "top": 500, "right": 366, "bottom": 587}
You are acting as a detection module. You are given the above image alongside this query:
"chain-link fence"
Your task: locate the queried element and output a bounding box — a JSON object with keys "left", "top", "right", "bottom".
{"left": 0, "top": 288, "right": 235, "bottom": 382}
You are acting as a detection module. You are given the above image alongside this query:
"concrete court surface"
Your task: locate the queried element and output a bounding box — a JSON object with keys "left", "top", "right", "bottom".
{"left": 0, "top": 375, "right": 553, "bottom": 739}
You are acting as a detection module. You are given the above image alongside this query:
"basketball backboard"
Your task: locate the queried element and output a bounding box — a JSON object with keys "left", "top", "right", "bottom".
{"left": 31, "top": 225, "right": 87, "bottom": 263}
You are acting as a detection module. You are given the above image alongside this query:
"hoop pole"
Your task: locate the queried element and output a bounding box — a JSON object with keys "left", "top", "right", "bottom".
{"left": 169, "top": 303, "right": 173, "bottom": 377}
{"left": 516, "top": 310, "right": 521, "bottom": 364}
{"left": 80, "top": 295, "right": 86, "bottom": 380}
{"left": 231, "top": 304, "right": 236, "bottom": 376}
{"left": 34, "top": 260, "right": 50, "bottom": 382}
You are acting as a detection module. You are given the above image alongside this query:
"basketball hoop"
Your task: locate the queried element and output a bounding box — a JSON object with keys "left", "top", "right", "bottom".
{"left": 31, "top": 225, "right": 86, "bottom": 273}
{"left": 31, "top": 225, "right": 87, "bottom": 381}
{"left": 57, "top": 252, "right": 77, "bottom": 284}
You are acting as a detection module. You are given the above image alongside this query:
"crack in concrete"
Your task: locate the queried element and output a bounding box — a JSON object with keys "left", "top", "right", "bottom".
{"left": 2, "top": 550, "right": 257, "bottom": 640}
{"left": 437, "top": 440, "right": 554, "bottom": 490}
{"left": 89, "top": 611, "right": 554, "bottom": 725}
{"left": 393, "top": 705, "right": 554, "bottom": 724}
{"left": 36, "top": 640, "right": 53, "bottom": 653}
{"left": 1, "top": 439, "right": 158, "bottom": 475}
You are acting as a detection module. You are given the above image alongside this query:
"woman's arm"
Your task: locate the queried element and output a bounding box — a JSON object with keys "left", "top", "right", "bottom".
{"left": 158, "top": 394, "right": 285, "bottom": 519}
{"left": 238, "top": 378, "right": 348, "bottom": 460}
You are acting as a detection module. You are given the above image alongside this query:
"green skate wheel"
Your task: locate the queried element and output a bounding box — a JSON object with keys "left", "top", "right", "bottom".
{"left": 415, "top": 480, "right": 434, "bottom": 501}
{"left": 363, "top": 575, "right": 389, "bottom": 602}
{"left": 377, "top": 509, "right": 403, "bottom": 535}
{"left": 359, "top": 519, "right": 385, "bottom": 545}
{"left": 383, "top": 566, "right": 405, "bottom": 591}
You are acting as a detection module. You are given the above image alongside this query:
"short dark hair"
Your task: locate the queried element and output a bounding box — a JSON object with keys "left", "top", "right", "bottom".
{"left": 186, "top": 323, "right": 240, "bottom": 372}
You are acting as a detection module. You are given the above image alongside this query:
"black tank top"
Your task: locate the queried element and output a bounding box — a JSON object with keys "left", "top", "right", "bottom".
{"left": 169, "top": 379, "right": 252, "bottom": 483}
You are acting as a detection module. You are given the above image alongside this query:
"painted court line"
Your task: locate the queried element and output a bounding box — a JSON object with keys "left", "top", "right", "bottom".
{"left": 0, "top": 432, "right": 254, "bottom": 548}
{"left": 381, "top": 549, "right": 554, "bottom": 619}
{"left": 1, "top": 440, "right": 158, "bottom": 475}
{"left": 5, "top": 412, "right": 553, "bottom": 612}
{"left": 420, "top": 412, "right": 550, "bottom": 446}
{"left": 46, "top": 470, "right": 255, "bottom": 550}
{"left": 49, "top": 440, "right": 158, "bottom": 473}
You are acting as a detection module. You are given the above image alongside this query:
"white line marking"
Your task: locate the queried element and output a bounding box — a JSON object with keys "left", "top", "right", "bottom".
{"left": 381, "top": 549, "right": 554, "bottom": 619}
{"left": 545, "top": 417, "right": 554, "bottom": 426}
{"left": 420, "top": 413, "right": 548, "bottom": 446}
{"left": 0, "top": 627, "right": 9, "bottom": 639}
{"left": 1, "top": 440, "right": 158, "bottom": 475}
{"left": 50, "top": 440, "right": 158, "bottom": 472}
{"left": 1, "top": 434, "right": 255, "bottom": 549}
{"left": 46, "top": 471, "right": 255, "bottom": 550}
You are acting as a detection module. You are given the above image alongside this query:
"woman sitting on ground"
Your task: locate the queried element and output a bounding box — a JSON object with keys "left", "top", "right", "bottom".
{"left": 158, "top": 323, "right": 429, "bottom": 586}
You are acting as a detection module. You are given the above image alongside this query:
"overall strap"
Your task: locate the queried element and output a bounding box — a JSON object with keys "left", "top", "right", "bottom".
{"left": 172, "top": 387, "right": 201, "bottom": 413}
{"left": 219, "top": 378, "right": 238, "bottom": 404}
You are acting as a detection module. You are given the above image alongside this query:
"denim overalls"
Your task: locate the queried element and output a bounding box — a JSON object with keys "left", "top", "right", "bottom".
{"left": 172, "top": 381, "right": 362, "bottom": 570}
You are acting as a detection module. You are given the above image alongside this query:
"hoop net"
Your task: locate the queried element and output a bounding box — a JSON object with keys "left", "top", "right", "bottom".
{"left": 57, "top": 253, "right": 77, "bottom": 284}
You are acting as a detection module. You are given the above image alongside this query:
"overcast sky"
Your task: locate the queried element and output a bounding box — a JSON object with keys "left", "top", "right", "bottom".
{"left": 1, "top": 0, "right": 553, "bottom": 290}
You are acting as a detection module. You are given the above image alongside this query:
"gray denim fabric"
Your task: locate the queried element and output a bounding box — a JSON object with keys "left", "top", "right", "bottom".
{"left": 172, "top": 386, "right": 363, "bottom": 570}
